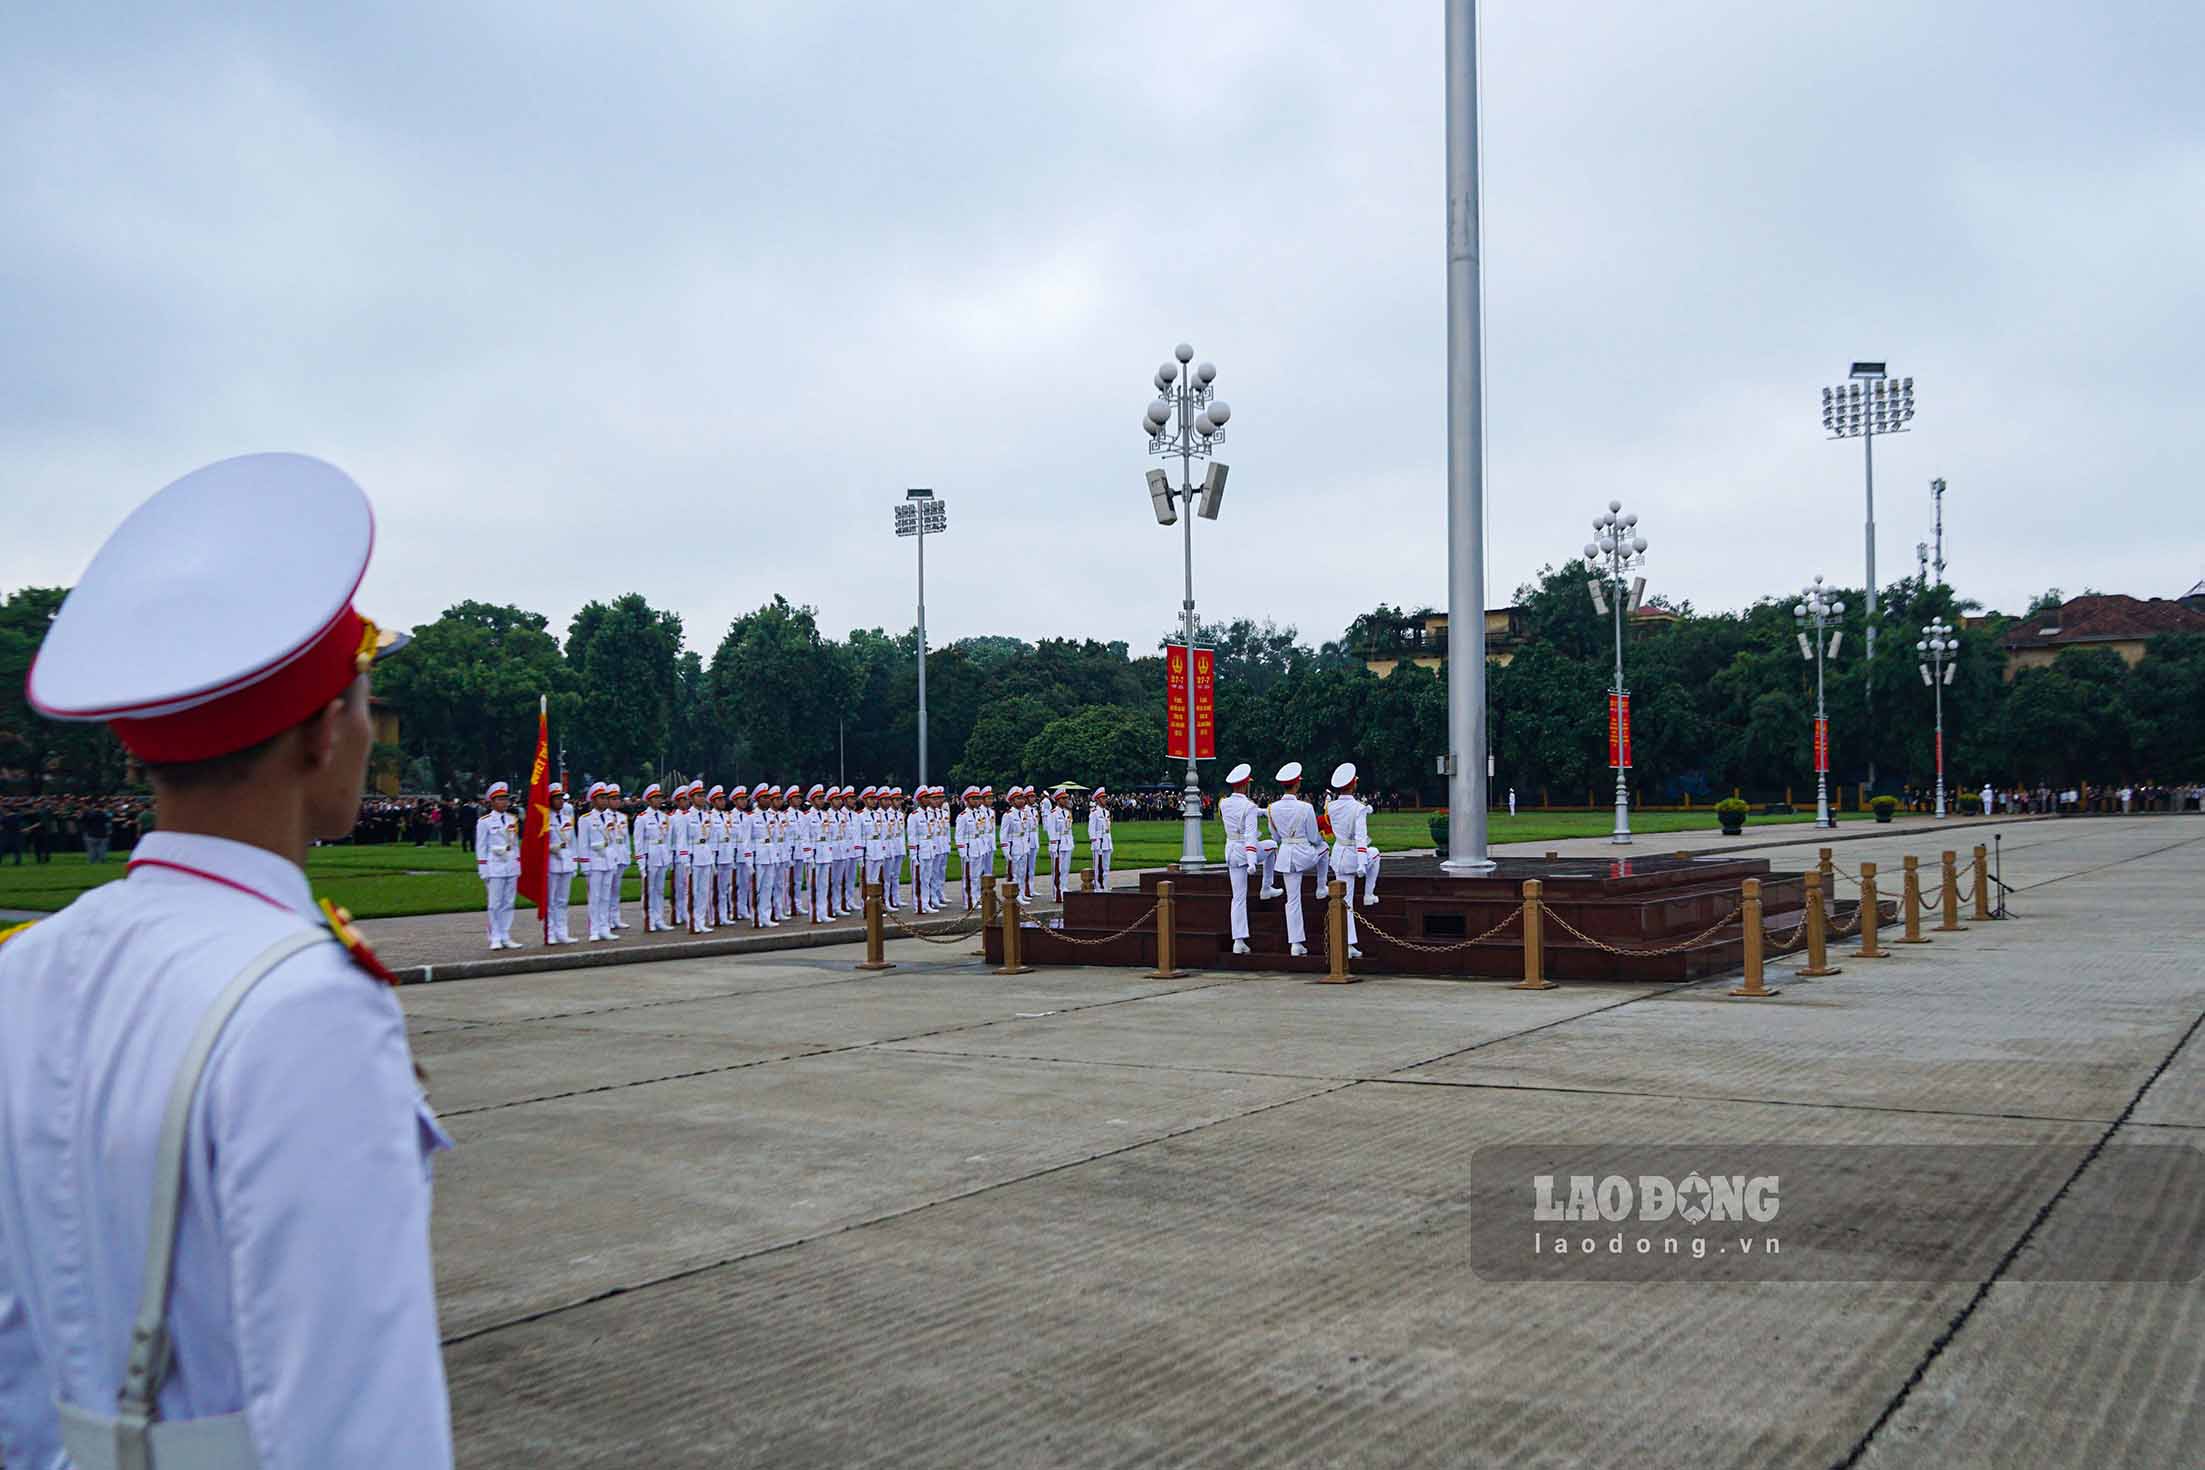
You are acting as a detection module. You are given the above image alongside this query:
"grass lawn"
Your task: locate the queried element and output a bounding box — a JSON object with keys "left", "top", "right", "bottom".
{"left": 0, "top": 808, "right": 1857, "bottom": 920}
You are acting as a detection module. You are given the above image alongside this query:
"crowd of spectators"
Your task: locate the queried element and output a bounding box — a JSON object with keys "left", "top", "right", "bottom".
{"left": 0, "top": 797, "right": 155, "bottom": 864}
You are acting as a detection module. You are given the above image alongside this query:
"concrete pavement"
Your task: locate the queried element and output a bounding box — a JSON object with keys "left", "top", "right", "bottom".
{"left": 407, "top": 816, "right": 2202, "bottom": 1467}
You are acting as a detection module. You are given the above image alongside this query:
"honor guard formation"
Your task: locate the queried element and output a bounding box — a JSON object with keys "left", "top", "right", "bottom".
{"left": 0, "top": 455, "right": 454, "bottom": 1467}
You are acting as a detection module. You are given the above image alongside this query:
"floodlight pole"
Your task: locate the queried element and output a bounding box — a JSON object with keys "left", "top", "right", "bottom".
{"left": 1441, "top": 0, "right": 1495, "bottom": 872}
{"left": 895, "top": 489, "right": 945, "bottom": 788}
{"left": 915, "top": 514, "right": 928, "bottom": 787}
{"left": 1822, "top": 364, "right": 1916, "bottom": 792}
{"left": 1584, "top": 502, "right": 1647, "bottom": 845}
{"left": 1178, "top": 376, "right": 1201, "bottom": 872}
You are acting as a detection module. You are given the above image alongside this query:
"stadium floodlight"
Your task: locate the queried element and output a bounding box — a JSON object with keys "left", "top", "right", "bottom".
{"left": 1821, "top": 361, "right": 1918, "bottom": 788}
{"left": 1142, "top": 340, "right": 1235, "bottom": 870}
{"left": 891, "top": 487, "right": 948, "bottom": 784}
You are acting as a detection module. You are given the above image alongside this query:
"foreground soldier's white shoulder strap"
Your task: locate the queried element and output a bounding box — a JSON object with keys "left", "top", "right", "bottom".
{"left": 57, "top": 927, "right": 329, "bottom": 1470}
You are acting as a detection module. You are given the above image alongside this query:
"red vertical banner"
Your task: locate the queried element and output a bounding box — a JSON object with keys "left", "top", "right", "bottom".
{"left": 1935, "top": 728, "right": 1944, "bottom": 776}
{"left": 1608, "top": 693, "right": 1633, "bottom": 769}
{"left": 1814, "top": 717, "right": 1829, "bottom": 774}
{"left": 1166, "top": 646, "right": 1191, "bottom": 759}
{"left": 1192, "top": 647, "right": 1215, "bottom": 760}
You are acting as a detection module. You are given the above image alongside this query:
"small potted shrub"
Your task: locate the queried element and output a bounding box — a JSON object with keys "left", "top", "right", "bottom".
{"left": 1715, "top": 797, "right": 1749, "bottom": 835}
{"left": 1428, "top": 814, "right": 1448, "bottom": 857}
{"left": 1871, "top": 794, "right": 1900, "bottom": 824}
{"left": 1956, "top": 791, "right": 1982, "bottom": 815}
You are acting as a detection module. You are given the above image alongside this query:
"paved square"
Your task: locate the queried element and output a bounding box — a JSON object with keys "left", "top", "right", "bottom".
{"left": 410, "top": 818, "right": 2205, "bottom": 1467}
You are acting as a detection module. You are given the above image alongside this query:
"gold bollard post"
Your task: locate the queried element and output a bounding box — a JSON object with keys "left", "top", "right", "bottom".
{"left": 1147, "top": 880, "right": 1185, "bottom": 979}
{"left": 1730, "top": 878, "right": 1780, "bottom": 997}
{"left": 1319, "top": 879, "right": 1357, "bottom": 982}
{"left": 1971, "top": 844, "right": 1993, "bottom": 922}
{"left": 1080, "top": 868, "right": 1094, "bottom": 893}
{"left": 1898, "top": 856, "right": 1930, "bottom": 944}
{"left": 995, "top": 879, "right": 1033, "bottom": 975}
{"left": 1818, "top": 847, "right": 1835, "bottom": 894}
{"left": 1799, "top": 870, "right": 1841, "bottom": 977}
{"left": 973, "top": 878, "right": 998, "bottom": 957}
{"left": 1513, "top": 879, "right": 1556, "bottom": 990}
{"left": 1936, "top": 850, "right": 1967, "bottom": 932}
{"left": 855, "top": 882, "right": 896, "bottom": 971}
{"left": 1854, "top": 863, "right": 1887, "bottom": 958}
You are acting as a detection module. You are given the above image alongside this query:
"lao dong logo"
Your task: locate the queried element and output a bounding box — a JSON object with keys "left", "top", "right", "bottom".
{"left": 1532, "top": 1172, "right": 1780, "bottom": 1225}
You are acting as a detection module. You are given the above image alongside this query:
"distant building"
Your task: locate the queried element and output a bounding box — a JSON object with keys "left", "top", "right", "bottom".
{"left": 370, "top": 697, "right": 402, "bottom": 795}
{"left": 1999, "top": 593, "right": 2205, "bottom": 680}
{"left": 1362, "top": 605, "right": 1676, "bottom": 678}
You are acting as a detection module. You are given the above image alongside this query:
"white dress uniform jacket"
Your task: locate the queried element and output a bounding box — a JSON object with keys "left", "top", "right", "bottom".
{"left": 1326, "top": 795, "right": 1371, "bottom": 876}
{"left": 547, "top": 805, "right": 577, "bottom": 875}
{"left": 0, "top": 832, "right": 453, "bottom": 1469}
{"left": 474, "top": 808, "right": 520, "bottom": 878}
{"left": 1220, "top": 792, "right": 1260, "bottom": 867}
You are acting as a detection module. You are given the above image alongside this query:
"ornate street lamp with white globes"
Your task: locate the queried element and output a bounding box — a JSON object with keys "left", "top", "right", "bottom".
{"left": 1583, "top": 500, "right": 1648, "bottom": 844}
{"left": 1794, "top": 578, "right": 1845, "bottom": 830}
{"left": 1918, "top": 619, "right": 1959, "bottom": 818}
{"left": 1142, "top": 342, "right": 1232, "bottom": 871}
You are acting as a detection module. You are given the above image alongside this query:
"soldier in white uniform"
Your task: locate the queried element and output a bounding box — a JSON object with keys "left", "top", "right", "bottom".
{"left": 708, "top": 784, "right": 737, "bottom": 926}
{"left": 474, "top": 779, "right": 523, "bottom": 949}
{"left": 666, "top": 783, "right": 696, "bottom": 929}
{"left": 604, "top": 783, "right": 632, "bottom": 930}
{"left": 1088, "top": 787, "right": 1115, "bottom": 890}
{"left": 1326, "top": 762, "right": 1371, "bottom": 957}
{"left": 1268, "top": 762, "right": 1323, "bottom": 955}
{"left": 1219, "top": 762, "right": 1262, "bottom": 954}
{"left": 581, "top": 782, "right": 610, "bottom": 939}
{"left": 831, "top": 787, "right": 859, "bottom": 916}
{"left": 906, "top": 789, "right": 934, "bottom": 912}
{"left": 545, "top": 781, "right": 579, "bottom": 944}
{"left": 1017, "top": 787, "right": 1042, "bottom": 900}
{"left": 954, "top": 786, "right": 984, "bottom": 910}
{"left": 728, "top": 786, "right": 760, "bottom": 924}
{"left": 1046, "top": 788, "right": 1076, "bottom": 900}
{"left": 0, "top": 451, "right": 453, "bottom": 1467}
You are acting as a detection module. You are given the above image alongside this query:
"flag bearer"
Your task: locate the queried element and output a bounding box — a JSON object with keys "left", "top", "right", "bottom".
{"left": 545, "top": 781, "right": 578, "bottom": 944}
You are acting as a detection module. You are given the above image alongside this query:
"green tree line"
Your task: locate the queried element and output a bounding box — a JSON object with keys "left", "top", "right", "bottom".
{"left": 4, "top": 572, "right": 2201, "bottom": 800}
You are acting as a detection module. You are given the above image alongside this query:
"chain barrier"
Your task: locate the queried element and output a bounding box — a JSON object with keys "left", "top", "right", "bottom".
{"left": 1354, "top": 903, "right": 1525, "bottom": 956}
{"left": 1765, "top": 909, "right": 1814, "bottom": 955}
{"left": 1827, "top": 903, "right": 1864, "bottom": 939}
{"left": 1040, "top": 902, "right": 1164, "bottom": 948}
{"left": 884, "top": 909, "right": 991, "bottom": 946}
{"left": 1542, "top": 903, "right": 1745, "bottom": 959}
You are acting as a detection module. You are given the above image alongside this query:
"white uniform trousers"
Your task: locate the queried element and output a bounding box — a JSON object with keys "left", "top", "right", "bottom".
{"left": 810, "top": 860, "right": 833, "bottom": 921}
{"left": 1363, "top": 850, "right": 1382, "bottom": 901}
{"left": 1050, "top": 843, "right": 1073, "bottom": 900}
{"left": 716, "top": 859, "right": 735, "bottom": 923}
{"left": 1093, "top": 846, "right": 1113, "bottom": 890}
{"left": 671, "top": 856, "right": 692, "bottom": 924}
{"left": 1227, "top": 858, "right": 1253, "bottom": 942}
{"left": 484, "top": 875, "right": 517, "bottom": 945}
{"left": 685, "top": 859, "right": 710, "bottom": 929}
{"left": 610, "top": 865, "right": 628, "bottom": 928}
{"left": 642, "top": 856, "right": 669, "bottom": 929}
{"left": 735, "top": 856, "right": 756, "bottom": 918}
{"left": 834, "top": 855, "right": 856, "bottom": 913}
{"left": 546, "top": 870, "right": 574, "bottom": 942}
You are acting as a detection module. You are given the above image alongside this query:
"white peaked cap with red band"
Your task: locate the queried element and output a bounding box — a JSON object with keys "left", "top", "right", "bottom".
{"left": 548, "top": 782, "right": 564, "bottom": 795}
{"left": 484, "top": 780, "right": 510, "bottom": 798}
{"left": 1330, "top": 762, "right": 1357, "bottom": 789}
{"left": 729, "top": 784, "right": 749, "bottom": 797}
{"left": 707, "top": 784, "right": 725, "bottom": 799}
{"left": 642, "top": 783, "right": 663, "bottom": 799}
{"left": 1225, "top": 763, "right": 1253, "bottom": 785}
{"left": 26, "top": 453, "right": 409, "bottom": 764}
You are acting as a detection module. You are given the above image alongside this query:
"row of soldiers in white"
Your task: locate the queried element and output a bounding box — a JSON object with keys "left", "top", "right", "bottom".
{"left": 480, "top": 778, "right": 1111, "bottom": 948}
{"left": 1218, "top": 760, "right": 1383, "bottom": 958}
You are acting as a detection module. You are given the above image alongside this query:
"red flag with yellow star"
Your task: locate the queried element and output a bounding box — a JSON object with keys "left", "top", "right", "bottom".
{"left": 518, "top": 694, "right": 552, "bottom": 934}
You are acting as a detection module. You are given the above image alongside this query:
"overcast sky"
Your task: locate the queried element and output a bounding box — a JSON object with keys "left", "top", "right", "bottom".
{"left": 7, "top": 1, "right": 2201, "bottom": 662}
